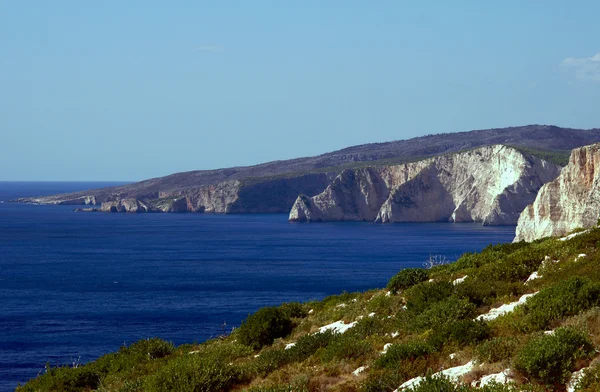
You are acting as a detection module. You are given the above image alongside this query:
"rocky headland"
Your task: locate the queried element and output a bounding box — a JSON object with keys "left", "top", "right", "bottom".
{"left": 515, "top": 143, "right": 600, "bottom": 242}
{"left": 289, "top": 145, "right": 561, "bottom": 225}
{"left": 13, "top": 125, "right": 600, "bottom": 214}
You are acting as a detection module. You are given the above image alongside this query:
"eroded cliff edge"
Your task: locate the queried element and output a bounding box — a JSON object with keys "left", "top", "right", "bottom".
{"left": 514, "top": 143, "right": 600, "bottom": 242}
{"left": 17, "top": 172, "right": 337, "bottom": 214}
{"left": 289, "top": 145, "right": 561, "bottom": 225}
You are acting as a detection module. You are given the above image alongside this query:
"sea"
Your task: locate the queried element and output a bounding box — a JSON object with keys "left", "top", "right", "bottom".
{"left": 0, "top": 182, "right": 516, "bottom": 391}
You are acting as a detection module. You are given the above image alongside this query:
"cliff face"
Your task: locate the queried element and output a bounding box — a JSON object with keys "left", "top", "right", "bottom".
{"left": 289, "top": 145, "right": 561, "bottom": 225}
{"left": 514, "top": 144, "right": 600, "bottom": 242}
{"left": 66, "top": 173, "right": 337, "bottom": 213}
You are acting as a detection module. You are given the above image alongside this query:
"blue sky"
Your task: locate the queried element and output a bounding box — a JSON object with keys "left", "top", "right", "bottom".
{"left": 1, "top": 1, "right": 600, "bottom": 181}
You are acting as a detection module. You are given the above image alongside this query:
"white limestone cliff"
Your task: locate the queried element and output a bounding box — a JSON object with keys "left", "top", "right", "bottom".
{"left": 515, "top": 143, "right": 600, "bottom": 242}
{"left": 289, "top": 145, "right": 561, "bottom": 225}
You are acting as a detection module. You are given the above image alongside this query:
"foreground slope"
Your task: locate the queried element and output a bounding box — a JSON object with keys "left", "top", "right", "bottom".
{"left": 289, "top": 145, "right": 560, "bottom": 225}
{"left": 515, "top": 143, "right": 600, "bottom": 242}
{"left": 13, "top": 125, "right": 600, "bottom": 214}
{"left": 19, "top": 227, "right": 600, "bottom": 392}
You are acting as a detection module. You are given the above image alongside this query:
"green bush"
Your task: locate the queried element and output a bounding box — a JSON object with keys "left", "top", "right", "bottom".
{"left": 279, "top": 302, "right": 308, "bottom": 319}
{"left": 238, "top": 307, "right": 293, "bottom": 350}
{"left": 285, "top": 331, "right": 334, "bottom": 363}
{"left": 514, "top": 327, "right": 595, "bottom": 385}
{"left": 361, "top": 357, "right": 431, "bottom": 392}
{"left": 145, "top": 353, "right": 242, "bottom": 392}
{"left": 520, "top": 277, "right": 600, "bottom": 331}
{"left": 319, "top": 333, "right": 373, "bottom": 362}
{"left": 387, "top": 268, "right": 429, "bottom": 293}
{"left": 428, "top": 320, "right": 490, "bottom": 349}
{"left": 412, "top": 297, "right": 476, "bottom": 331}
{"left": 18, "top": 338, "right": 175, "bottom": 392}
{"left": 474, "top": 337, "right": 519, "bottom": 363}
{"left": 575, "top": 363, "right": 600, "bottom": 391}
{"left": 348, "top": 316, "right": 391, "bottom": 339}
{"left": 17, "top": 365, "right": 101, "bottom": 392}
{"left": 246, "top": 348, "right": 289, "bottom": 377}
{"left": 454, "top": 278, "right": 523, "bottom": 307}
{"left": 405, "top": 281, "right": 454, "bottom": 313}
{"left": 374, "top": 340, "right": 433, "bottom": 370}
{"left": 244, "top": 332, "right": 335, "bottom": 378}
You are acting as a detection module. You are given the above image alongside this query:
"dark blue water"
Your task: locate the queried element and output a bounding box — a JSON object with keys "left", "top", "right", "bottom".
{"left": 0, "top": 182, "right": 516, "bottom": 391}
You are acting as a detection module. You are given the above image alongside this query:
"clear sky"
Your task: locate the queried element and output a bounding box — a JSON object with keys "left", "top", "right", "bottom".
{"left": 1, "top": 1, "right": 600, "bottom": 181}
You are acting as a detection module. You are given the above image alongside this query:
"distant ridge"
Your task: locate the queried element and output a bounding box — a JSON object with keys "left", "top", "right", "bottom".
{"left": 14, "top": 125, "right": 600, "bottom": 214}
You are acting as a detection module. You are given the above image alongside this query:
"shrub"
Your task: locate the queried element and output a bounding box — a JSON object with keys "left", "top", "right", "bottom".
{"left": 387, "top": 268, "right": 429, "bottom": 293}
{"left": 145, "top": 353, "right": 242, "bottom": 392}
{"left": 514, "top": 327, "right": 595, "bottom": 385}
{"left": 17, "top": 365, "right": 101, "bottom": 392}
{"left": 120, "top": 337, "right": 174, "bottom": 360}
{"left": 520, "top": 277, "right": 600, "bottom": 331}
{"left": 319, "top": 333, "right": 373, "bottom": 362}
{"left": 428, "top": 320, "right": 490, "bottom": 349}
{"left": 279, "top": 302, "right": 308, "bottom": 319}
{"left": 474, "top": 337, "right": 519, "bottom": 363}
{"left": 238, "top": 307, "right": 293, "bottom": 350}
{"left": 246, "top": 348, "right": 289, "bottom": 377}
{"left": 18, "top": 338, "right": 175, "bottom": 392}
{"left": 286, "top": 331, "right": 334, "bottom": 362}
{"left": 374, "top": 340, "right": 433, "bottom": 370}
{"left": 405, "top": 281, "right": 454, "bottom": 313}
{"left": 575, "top": 362, "right": 600, "bottom": 391}
{"left": 349, "top": 316, "right": 391, "bottom": 339}
{"left": 244, "top": 332, "right": 335, "bottom": 378}
{"left": 412, "top": 297, "right": 476, "bottom": 331}
{"left": 361, "top": 358, "right": 431, "bottom": 392}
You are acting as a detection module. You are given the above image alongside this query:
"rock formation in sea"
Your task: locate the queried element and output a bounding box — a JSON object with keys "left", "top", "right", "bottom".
{"left": 514, "top": 143, "right": 600, "bottom": 242}
{"left": 76, "top": 173, "right": 336, "bottom": 213}
{"left": 289, "top": 145, "right": 561, "bottom": 225}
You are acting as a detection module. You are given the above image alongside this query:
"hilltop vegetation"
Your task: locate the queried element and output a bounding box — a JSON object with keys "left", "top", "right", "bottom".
{"left": 18, "top": 228, "right": 600, "bottom": 392}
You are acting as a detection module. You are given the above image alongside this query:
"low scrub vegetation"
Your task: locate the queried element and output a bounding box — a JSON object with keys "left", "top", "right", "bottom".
{"left": 18, "top": 228, "right": 600, "bottom": 392}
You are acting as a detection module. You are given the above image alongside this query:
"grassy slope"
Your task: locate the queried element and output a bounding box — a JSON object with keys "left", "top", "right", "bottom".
{"left": 18, "top": 228, "right": 600, "bottom": 392}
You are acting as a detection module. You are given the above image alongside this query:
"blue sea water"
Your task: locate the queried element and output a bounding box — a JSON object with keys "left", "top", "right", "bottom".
{"left": 0, "top": 182, "right": 516, "bottom": 391}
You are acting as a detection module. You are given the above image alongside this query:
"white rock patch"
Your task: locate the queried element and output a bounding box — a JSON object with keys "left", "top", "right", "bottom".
{"left": 318, "top": 320, "right": 357, "bottom": 334}
{"left": 336, "top": 303, "right": 347, "bottom": 308}
{"left": 368, "top": 312, "right": 376, "bottom": 317}
{"left": 471, "top": 369, "right": 512, "bottom": 387}
{"left": 391, "top": 331, "right": 400, "bottom": 338}
{"left": 381, "top": 343, "right": 392, "bottom": 354}
{"left": 576, "top": 253, "right": 587, "bottom": 261}
{"left": 476, "top": 292, "right": 538, "bottom": 321}
{"left": 560, "top": 230, "right": 590, "bottom": 242}
{"left": 352, "top": 366, "right": 367, "bottom": 376}
{"left": 526, "top": 271, "right": 541, "bottom": 283}
{"left": 453, "top": 275, "right": 468, "bottom": 285}
{"left": 567, "top": 367, "right": 588, "bottom": 392}
{"left": 285, "top": 343, "right": 296, "bottom": 350}
{"left": 394, "top": 361, "right": 476, "bottom": 391}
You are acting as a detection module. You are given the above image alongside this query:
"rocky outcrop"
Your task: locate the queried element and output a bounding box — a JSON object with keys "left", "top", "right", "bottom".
{"left": 33, "top": 172, "right": 337, "bottom": 214}
{"left": 514, "top": 144, "right": 600, "bottom": 242}
{"left": 289, "top": 145, "right": 561, "bottom": 225}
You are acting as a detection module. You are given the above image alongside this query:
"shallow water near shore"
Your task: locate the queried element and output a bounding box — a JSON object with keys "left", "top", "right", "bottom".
{"left": 0, "top": 182, "right": 515, "bottom": 391}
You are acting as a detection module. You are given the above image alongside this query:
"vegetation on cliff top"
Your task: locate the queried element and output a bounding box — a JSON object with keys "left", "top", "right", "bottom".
{"left": 18, "top": 227, "right": 600, "bottom": 392}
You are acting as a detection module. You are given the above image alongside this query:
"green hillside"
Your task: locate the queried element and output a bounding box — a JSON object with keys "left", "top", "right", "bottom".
{"left": 18, "top": 228, "right": 600, "bottom": 392}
